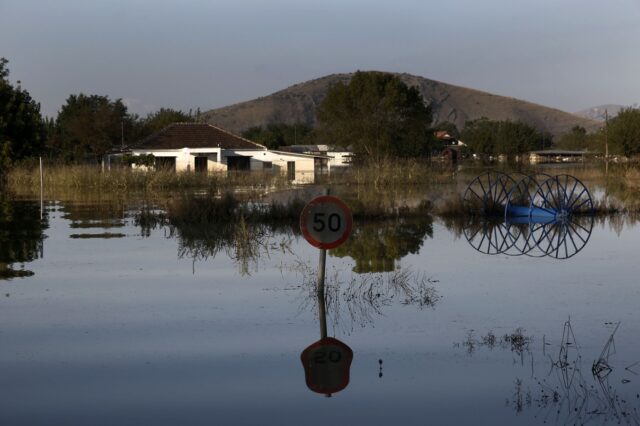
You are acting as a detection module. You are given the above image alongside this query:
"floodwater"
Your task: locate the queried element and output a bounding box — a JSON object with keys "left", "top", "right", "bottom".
{"left": 2, "top": 194, "right": 640, "bottom": 426}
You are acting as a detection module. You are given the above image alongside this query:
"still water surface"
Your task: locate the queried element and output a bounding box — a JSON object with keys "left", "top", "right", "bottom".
{"left": 1, "top": 197, "right": 639, "bottom": 425}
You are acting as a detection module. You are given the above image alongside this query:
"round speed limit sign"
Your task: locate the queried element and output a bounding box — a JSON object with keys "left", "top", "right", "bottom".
{"left": 300, "top": 195, "right": 353, "bottom": 249}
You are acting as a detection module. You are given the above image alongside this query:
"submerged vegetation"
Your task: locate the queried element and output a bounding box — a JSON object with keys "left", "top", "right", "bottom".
{"left": 4, "top": 162, "right": 291, "bottom": 196}
{"left": 4, "top": 157, "right": 640, "bottom": 279}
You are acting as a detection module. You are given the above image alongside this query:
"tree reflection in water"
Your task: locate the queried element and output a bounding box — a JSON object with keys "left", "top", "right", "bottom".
{"left": 330, "top": 217, "right": 433, "bottom": 273}
{"left": 134, "top": 197, "right": 296, "bottom": 276}
{"left": 0, "top": 198, "right": 48, "bottom": 279}
{"left": 134, "top": 195, "right": 435, "bottom": 276}
{"left": 171, "top": 217, "right": 293, "bottom": 276}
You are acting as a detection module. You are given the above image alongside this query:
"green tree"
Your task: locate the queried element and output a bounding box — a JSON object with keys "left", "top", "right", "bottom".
{"left": 461, "top": 118, "right": 547, "bottom": 158}
{"left": 241, "top": 123, "right": 312, "bottom": 149}
{"left": 608, "top": 108, "right": 640, "bottom": 157}
{"left": 0, "top": 58, "right": 45, "bottom": 173}
{"left": 53, "top": 94, "right": 130, "bottom": 161}
{"left": 142, "top": 108, "right": 195, "bottom": 135}
{"left": 555, "top": 126, "right": 588, "bottom": 150}
{"left": 315, "top": 71, "right": 433, "bottom": 162}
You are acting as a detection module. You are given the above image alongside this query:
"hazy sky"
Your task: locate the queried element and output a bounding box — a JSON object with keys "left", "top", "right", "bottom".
{"left": 2, "top": 0, "right": 639, "bottom": 118}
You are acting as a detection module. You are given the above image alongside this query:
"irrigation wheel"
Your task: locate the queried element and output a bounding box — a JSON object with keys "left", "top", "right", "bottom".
{"left": 504, "top": 172, "right": 553, "bottom": 219}
{"left": 530, "top": 175, "right": 594, "bottom": 218}
{"left": 527, "top": 216, "right": 595, "bottom": 259}
{"left": 463, "top": 171, "right": 516, "bottom": 217}
{"left": 463, "top": 219, "right": 519, "bottom": 255}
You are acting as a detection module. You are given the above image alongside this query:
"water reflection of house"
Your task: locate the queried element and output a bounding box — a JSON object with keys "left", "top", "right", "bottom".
{"left": 129, "top": 123, "right": 328, "bottom": 183}
{"left": 529, "top": 150, "right": 587, "bottom": 163}
{"left": 278, "top": 145, "right": 353, "bottom": 170}
{"left": 442, "top": 146, "right": 460, "bottom": 162}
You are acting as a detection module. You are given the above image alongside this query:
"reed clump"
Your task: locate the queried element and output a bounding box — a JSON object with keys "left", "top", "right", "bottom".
{"left": 432, "top": 193, "right": 467, "bottom": 217}
{"left": 5, "top": 163, "right": 293, "bottom": 197}
{"left": 6, "top": 164, "right": 218, "bottom": 192}
{"left": 624, "top": 167, "right": 640, "bottom": 189}
{"left": 342, "top": 158, "right": 454, "bottom": 188}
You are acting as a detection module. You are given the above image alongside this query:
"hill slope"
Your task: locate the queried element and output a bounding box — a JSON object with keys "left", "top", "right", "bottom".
{"left": 201, "top": 72, "right": 600, "bottom": 136}
{"left": 574, "top": 104, "right": 627, "bottom": 121}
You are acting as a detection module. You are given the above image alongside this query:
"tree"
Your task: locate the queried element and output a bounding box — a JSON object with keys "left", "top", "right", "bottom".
{"left": 142, "top": 108, "right": 196, "bottom": 135}
{"left": 461, "top": 118, "right": 548, "bottom": 158}
{"left": 53, "top": 94, "right": 129, "bottom": 161}
{"left": 315, "top": 71, "right": 433, "bottom": 162}
{"left": 555, "top": 126, "right": 588, "bottom": 150}
{"left": 433, "top": 121, "right": 460, "bottom": 139}
{"left": 0, "top": 58, "right": 45, "bottom": 173}
{"left": 608, "top": 108, "right": 640, "bottom": 157}
{"left": 241, "top": 123, "right": 312, "bottom": 149}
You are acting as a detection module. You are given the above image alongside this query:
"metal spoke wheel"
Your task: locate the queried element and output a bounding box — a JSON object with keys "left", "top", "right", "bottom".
{"left": 527, "top": 216, "right": 594, "bottom": 259}
{"left": 463, "top": 171, "right": 516, "bottom": 217}
{"left": 504, "top": 172, "right": 553, "bottom": 219}
{"left": 531, "top": 175, "right": 594, "bottom": 218}
{"left": 502, "top": 222, "right": 540, "bottom": 256}
{"left": 463, "top": 219, "right": 519, "bottom": 255}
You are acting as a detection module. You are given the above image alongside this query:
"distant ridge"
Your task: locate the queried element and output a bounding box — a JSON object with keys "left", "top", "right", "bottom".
{"left": 574, "top": 104, "right": 630, "bottom": 121}
{"left": 201, "top": 72, "right": 600, "bottom": 136}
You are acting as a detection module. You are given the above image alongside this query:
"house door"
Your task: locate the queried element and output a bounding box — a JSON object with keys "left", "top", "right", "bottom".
{"left": 194, "top": 156, "right": 208, "bottom": 173}
{"left": 287, "top": 161, "right": 295, "bottom": 180}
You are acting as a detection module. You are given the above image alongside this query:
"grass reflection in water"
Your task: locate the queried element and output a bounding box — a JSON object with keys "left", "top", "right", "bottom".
{"left": 457, "top": 320, "right": 640, "bottom": 425}
{"left": 289, "top": 260, "right": 440, "bottom": 332}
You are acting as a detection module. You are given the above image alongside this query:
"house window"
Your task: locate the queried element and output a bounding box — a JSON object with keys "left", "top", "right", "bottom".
{"left": 263, "top": 161, "right": 272, "bottom": 169}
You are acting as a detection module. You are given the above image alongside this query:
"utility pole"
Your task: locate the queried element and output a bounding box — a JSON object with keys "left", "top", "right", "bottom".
{"left": 604, "top": 109, "right": 609, "bottom": 175}
{"left": 121, "top": 120, "right": 125, "bottom": 150}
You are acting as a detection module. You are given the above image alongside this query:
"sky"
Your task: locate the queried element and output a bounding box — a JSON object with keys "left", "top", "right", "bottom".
{"left": 1, "top": 0, "right": 639, "bottom": 118}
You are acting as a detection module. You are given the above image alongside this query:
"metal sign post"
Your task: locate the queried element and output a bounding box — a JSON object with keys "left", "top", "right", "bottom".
{"left": 317, "top": 247, "right": 327, "bottom": 339}
{"left": 300, "top": 192, "right": 353, "bottom": 338}
{"left": 299, "top": 191, "right": 354, "bottom": 396}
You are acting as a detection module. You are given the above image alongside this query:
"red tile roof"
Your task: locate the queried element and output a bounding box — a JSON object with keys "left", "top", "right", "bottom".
{"left": 133, "top": 123, "right": 266, "bottom": 150}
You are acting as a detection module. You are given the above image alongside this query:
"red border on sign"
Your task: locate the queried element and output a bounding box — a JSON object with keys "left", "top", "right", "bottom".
{"left": 300, "top": 337, "right": 354, "bottom": 395}
{"left": 299, "top": 195, "right": 353, "bottom": 250}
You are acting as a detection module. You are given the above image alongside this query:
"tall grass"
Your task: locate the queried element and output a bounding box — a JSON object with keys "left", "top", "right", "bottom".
{"left": 5, "top": 163, "right": 292, "bottom": 197}
{"left": 340, "top": 158, "right": 455, "bottom": 188}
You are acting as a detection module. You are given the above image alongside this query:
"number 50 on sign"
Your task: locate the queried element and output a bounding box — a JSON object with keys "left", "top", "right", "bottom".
{"left": 300, "top": 195, "right": 353, "bottom": 249}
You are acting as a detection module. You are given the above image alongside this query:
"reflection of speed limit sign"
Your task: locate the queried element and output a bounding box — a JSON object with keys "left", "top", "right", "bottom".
{"left": 300, "top": 195, "right": 353, "bottom": 249}
{"left": 301, "top": 337, "right": 353, "bottom": 395}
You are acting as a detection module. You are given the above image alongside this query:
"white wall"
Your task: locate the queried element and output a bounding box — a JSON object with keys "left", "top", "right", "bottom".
{"left": 131, "top": 147, "right": 318, "bottom": 182}
{"left": 131, "top": 148, "right": 225, "bottom": 172}
{"left": 327, "top": 151, "right": 353, "bottom": 167}
{"left": 228, "top": 149, "right": 317, "bottom": 183}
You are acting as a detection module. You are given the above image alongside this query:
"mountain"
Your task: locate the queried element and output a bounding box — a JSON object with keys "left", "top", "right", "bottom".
{"left": 201, "top": 72, "right": 600, "bottom": 136}
{"left": 574, "top": 104, "right": 629, "bottom": 121}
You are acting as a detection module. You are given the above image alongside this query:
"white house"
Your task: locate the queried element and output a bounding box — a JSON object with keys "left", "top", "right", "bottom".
{"left": 278, "top": 144, "right": 353, "bottom": 169}
{"left": 129, "top": 123, "right": 328, "bottom": 183}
